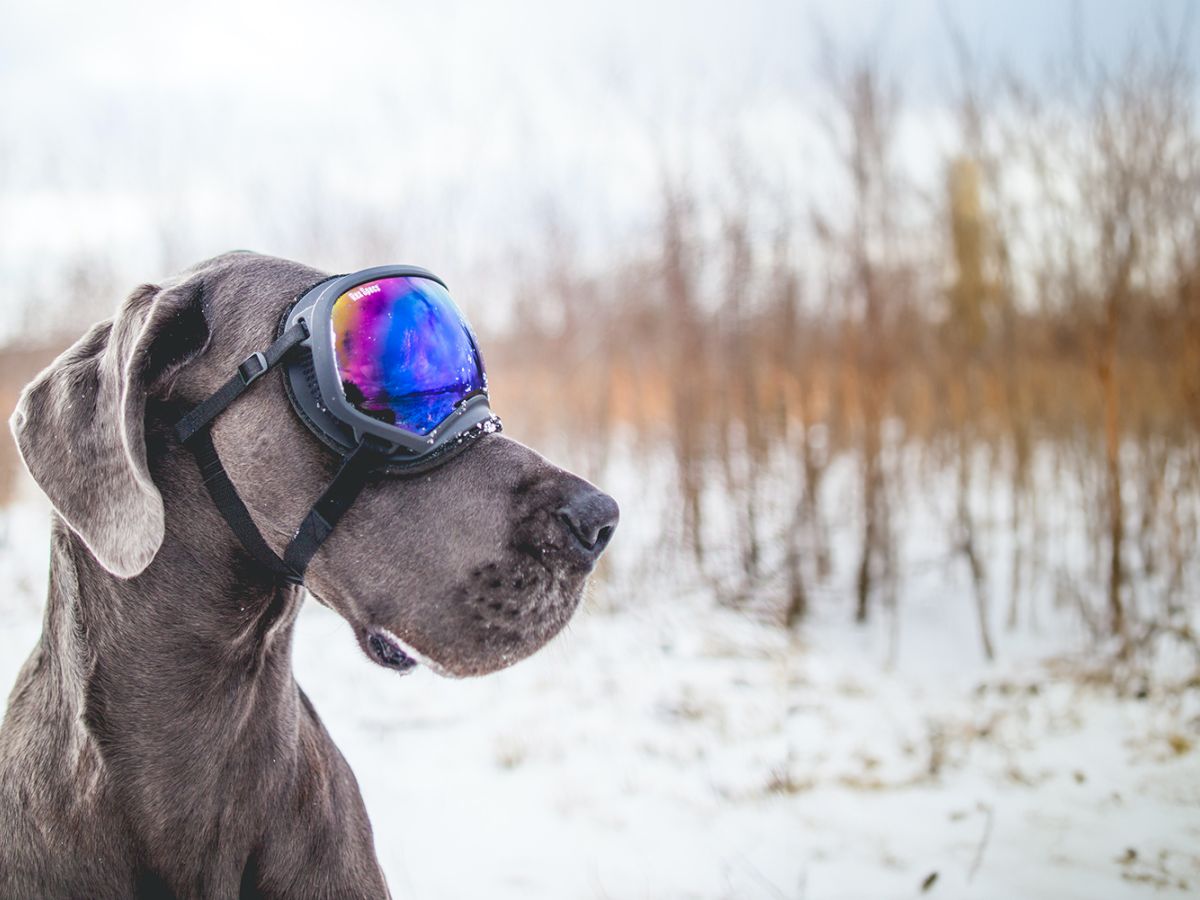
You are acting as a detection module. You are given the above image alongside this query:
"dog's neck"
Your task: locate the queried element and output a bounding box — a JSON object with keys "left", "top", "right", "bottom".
{"left": 9, "top": 441, "right": 395, "bottom": 896}
{"left": 43, "top": 499, "right": 305, "bottom": 804}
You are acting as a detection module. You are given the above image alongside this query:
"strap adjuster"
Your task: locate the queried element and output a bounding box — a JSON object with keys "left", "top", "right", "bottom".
{"left": 237, "top": 352, "right": 269, "bottom": 385}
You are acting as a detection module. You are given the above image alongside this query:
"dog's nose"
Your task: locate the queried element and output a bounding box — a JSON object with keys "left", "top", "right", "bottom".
{"left": 557, "top": 487, "right": 619, "bottom": 558}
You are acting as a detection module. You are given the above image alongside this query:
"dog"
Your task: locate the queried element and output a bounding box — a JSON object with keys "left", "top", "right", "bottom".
{"left": 0, "top": 252, "right": 618, "bottom": 898}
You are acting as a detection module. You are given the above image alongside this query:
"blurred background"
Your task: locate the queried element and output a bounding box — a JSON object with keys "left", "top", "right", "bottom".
{"left": 1, "top": 1, "right": 1198, "bottom": 897}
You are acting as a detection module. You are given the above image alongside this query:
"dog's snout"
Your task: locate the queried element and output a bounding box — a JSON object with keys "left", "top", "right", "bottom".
{"left": 557, "top": 487, "right": 619, "bottom": 558}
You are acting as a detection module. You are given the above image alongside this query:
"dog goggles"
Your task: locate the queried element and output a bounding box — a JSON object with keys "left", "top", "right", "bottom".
{"left": 174, "top": 265, "right": 501, "bottom": 585}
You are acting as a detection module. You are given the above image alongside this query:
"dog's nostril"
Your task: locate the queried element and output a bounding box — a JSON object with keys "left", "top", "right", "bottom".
{"left": 557, "top": 489, "right": 620, "bottom": 557}
{"left": 595, "top": 524, "right": 615, "bottom": 548}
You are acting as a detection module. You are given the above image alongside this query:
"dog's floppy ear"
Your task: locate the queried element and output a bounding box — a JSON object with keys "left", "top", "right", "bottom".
{"left": 10, "top": 277, "right": 209, "bottom": 577}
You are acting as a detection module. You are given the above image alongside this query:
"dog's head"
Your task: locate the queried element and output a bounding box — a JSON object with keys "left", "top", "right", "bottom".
{"left": 10, "top": 251, "right": 617, "bottom": 677}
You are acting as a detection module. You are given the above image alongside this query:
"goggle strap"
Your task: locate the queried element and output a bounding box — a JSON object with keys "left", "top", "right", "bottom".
{"left": 173, "top": 318, "right": 359, "bottom": 586}
{"left": 187, "top": 428, "right": 304, "bottom": 584}
{"left": 174, "top": 321, "right": 310, "bottom": 446}
{"left": 282, "top": 436, "right": 389, "bottom": 576}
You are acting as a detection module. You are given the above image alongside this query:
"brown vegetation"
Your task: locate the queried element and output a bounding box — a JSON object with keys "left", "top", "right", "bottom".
{"left": 0, "top": 30, "right": 1194, "bottom": 672}
{"left": 487, "top": 37, "right": 1200, "bottom": 664}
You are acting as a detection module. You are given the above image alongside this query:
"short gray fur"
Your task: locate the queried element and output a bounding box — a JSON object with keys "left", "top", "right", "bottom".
{"left": 0, "top": 252, "right": 617, "bottom": 899}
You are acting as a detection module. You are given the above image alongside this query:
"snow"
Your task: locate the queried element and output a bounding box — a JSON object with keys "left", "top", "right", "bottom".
{"left": 1, "top": 473, "right": 1198, "bottom": 899}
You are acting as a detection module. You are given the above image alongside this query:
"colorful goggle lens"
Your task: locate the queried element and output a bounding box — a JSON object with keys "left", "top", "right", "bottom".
{"left": 330, "top": 276, "right": 486, "bottom": 436}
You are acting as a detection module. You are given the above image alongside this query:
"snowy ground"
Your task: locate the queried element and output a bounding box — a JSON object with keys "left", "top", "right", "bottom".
{"left": 1, "top": 479, "right": 1198, "bottom": 899}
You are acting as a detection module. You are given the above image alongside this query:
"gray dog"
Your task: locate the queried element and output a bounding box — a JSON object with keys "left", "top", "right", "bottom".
{"left": 0, "top": 252, "right": 617, "bottom": 898}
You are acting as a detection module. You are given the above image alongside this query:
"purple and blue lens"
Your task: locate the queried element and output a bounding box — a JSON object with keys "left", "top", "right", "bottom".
{"left": 331, "top": 276, "right": 486, "bottom": 435}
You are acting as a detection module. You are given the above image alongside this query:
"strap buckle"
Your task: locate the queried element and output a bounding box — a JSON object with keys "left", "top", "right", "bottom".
{"left": 237, "top": 351, "right": 269, "bottom": 385}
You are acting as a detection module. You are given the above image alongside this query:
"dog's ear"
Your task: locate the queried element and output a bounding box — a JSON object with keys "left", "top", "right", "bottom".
{"left": 10, "top": 277, "right": 210, "bottom": 577}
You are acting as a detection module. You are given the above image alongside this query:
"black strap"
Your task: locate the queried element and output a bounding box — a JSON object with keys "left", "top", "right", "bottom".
{"left": 174, "top": 322, "right": 309, "bottom": 445}
{"left": 190, "top": 429, "right": 303, "bottom": 584}
{"left": 174, "top": 319, "right": 381, "bottom": 586}
{"left": 283, "top": 438, "right": 387, "bottom": 574}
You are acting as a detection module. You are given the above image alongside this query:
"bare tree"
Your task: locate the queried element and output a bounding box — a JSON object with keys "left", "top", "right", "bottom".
{"left": 815, "top": 44, "right": 906, "bottom": 624}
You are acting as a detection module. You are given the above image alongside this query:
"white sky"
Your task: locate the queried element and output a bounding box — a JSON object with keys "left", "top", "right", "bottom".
{"left": 0, "top": 0, "right": 1193, "bottom": 330}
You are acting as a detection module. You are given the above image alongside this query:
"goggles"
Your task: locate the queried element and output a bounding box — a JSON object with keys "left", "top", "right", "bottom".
{"left": 174, "top": 265, "right": 500, "bottom": 585}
